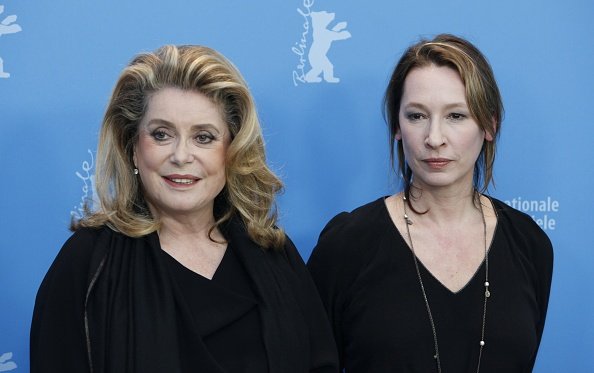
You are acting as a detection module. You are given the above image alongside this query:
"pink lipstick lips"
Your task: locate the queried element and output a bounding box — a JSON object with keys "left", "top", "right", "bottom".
{"left": 162, "top": 174, "right": 200, "bottom": 187}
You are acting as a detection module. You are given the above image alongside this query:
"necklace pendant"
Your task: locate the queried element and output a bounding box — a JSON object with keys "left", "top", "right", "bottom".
{"left": 404, "top": 213, "right": 413, "bottom": 225}
{"left": 485, "top": 289, "right": 491, "bottom": 297}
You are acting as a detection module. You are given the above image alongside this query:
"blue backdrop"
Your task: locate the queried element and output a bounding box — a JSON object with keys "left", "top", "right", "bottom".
{"left": 1, "top": 1, "right": 593, "bottom": 371}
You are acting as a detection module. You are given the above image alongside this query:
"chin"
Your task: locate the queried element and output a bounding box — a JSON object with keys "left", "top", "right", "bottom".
{"left": 413, "top": 176, "right": 462, "bottom": 189}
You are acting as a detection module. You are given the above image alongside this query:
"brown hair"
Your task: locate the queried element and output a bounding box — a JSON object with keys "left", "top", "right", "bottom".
{"left": 384, "top": 34, "right": 504, "bottom": 203}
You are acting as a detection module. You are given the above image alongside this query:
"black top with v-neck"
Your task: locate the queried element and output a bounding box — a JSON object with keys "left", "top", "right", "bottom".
{"left": 162, "top": 242, "right": 268, "bottom": 373}
{"left": 307, "top": 197, "right": 553, "bottom": 373}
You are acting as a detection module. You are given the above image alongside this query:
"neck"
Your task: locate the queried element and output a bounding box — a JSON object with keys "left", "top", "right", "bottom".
{"left": 149, "top": 205, "right": 220, "bottom": 243}
{"left": 406, "top": 184, "right": 480, "bottom": 225}
{"left": 160, "top": 216, "right": 215, "bottom": 239}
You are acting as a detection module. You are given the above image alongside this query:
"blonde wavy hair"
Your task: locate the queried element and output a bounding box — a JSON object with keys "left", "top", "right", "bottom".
{"left": 74, "top": 45, "right": 285, "bottom": 249}
{"left": 384, "top": 34, "right": 504, "bottom": 204}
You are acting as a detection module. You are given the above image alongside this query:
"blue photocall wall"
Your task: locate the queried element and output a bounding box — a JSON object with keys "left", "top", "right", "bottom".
{"left": 1, "top": 1, "right": 593, "bottom": 371}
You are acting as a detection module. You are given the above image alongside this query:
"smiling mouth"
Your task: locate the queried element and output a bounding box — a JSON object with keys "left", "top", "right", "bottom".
{"left": 163, "top": 176, "right": 199, "bottom": 185}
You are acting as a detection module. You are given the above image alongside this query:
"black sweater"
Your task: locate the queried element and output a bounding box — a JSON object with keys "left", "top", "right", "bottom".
{"left": 308, "top": 197, "right": 553, "bottom": 373}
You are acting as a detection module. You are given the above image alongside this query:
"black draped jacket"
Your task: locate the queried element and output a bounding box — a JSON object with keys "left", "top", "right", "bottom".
{"left": 31, "top": 218, "right": 338, "bottom": 373}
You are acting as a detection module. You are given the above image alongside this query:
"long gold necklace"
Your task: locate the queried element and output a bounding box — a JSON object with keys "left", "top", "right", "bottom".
{"left": 402, "top": 194, "right": 490, "bottom": 373}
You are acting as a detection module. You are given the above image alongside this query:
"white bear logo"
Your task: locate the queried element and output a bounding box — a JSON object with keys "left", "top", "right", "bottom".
{"left": 0, "top": 5, "right": 23, "bottom": 78}
{"left": 304, "top": 11, "right": 351, "bottom": 83}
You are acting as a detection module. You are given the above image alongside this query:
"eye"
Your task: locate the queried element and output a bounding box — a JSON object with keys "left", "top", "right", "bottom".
{"left": 196, "top": 132, "right": 215, "bottom": 144}
{"left": 447, "top": 112, "right": 467, "bottom": 121}
{"left": 406, "top": 112, "right": 427, "bottom": 121}
{"left": 151, "top": 129, "right": 172, "bottom": 142}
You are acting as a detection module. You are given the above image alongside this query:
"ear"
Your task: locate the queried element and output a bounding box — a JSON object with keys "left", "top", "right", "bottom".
{"left": 484, "top": 118, "right": 496, "bottom": 142}
{"left": 395, "top": 128, "right": 402, "bottom": 141}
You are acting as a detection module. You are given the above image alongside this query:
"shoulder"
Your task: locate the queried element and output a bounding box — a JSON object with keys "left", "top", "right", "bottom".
{"left": 33, "top": 226, "right": 115, "bottom": 323}
{"left": 52, "top": 228, "right": 104, "bottom": 270}
{"left": 43, "top": 226, "right": 122, "bottom": 287}
{"left": 490, "top": 197, "right": 553, "bottom": 265}
{"left": 226, "top": 217, "right": 307, "bottom": 274}
{"left": 311, "top": 197, "right": 389, "bottom": 259}
{"left": 317, "top": 198, "right": 389, "bottom": 246}
{"left": 491, "top": 197, "right": 537, "bottom": 226}
{"left": 280, "top": 234, "right": 305, "bottom": 267}
{"left": 57, "top": 226, "right": 116, "bottom": 264}
{"left": 307, "top": 198, "right": 391, "bottom": 289}
{"left": 491, "top": 197, "right": 551, "bottom": 243}
{"left": 257, "top": 232, "right": 309, "bottom": 276}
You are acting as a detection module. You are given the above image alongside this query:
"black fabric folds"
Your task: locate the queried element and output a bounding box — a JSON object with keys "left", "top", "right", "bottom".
{"left": 85, "top": 229, "right": 224, "bottom": 373}
{"left": 31, "top": 217, "right": 338, "bottom": 373}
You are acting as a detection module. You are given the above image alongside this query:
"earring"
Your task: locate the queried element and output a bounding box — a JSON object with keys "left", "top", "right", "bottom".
{"left": 134, "top": 168, "right": 139, "bottom": 175}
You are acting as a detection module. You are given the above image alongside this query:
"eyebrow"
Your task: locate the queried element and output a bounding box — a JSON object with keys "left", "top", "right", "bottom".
{"left": 145, "top": 118, "right": 222, "bottom": 133}
{"left": 402, "top": 102, "right": 468, "bottom": 111}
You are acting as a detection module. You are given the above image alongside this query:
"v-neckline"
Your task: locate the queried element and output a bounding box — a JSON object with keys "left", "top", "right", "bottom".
{"left": 159, "top": 243, "right": 230, "bottom": 282}
{"left": 382, "top": 196, "right": 499, "bottom": 295}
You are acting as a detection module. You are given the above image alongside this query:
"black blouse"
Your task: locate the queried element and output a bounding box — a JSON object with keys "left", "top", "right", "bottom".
{"left": 307, "top": 197, "right": 553, "bottom": 373}
{"left": 161, "top": 241, "right": 268, "bottom": 372}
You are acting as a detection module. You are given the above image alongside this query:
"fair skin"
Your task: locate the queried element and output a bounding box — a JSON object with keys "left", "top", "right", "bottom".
{"left": 385, "top": 64, "right": 497, "bottom": 292}
{"left": 134, "top": 87, "right": 230, "bottom": 279}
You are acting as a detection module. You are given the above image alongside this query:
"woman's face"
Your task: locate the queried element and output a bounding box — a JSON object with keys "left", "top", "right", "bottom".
{"left": 133, "top": 87, "right": 230, "bottom": 220}
{"left": 397, "top": 65, "right": 492, "bottom": 192}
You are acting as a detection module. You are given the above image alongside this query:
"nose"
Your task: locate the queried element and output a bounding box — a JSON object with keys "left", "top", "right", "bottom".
{"left": 425, "top": 119, "right": 446, "bottom": 148}
{"left": 170, "top": 139, "right": 194, "bottom": 165}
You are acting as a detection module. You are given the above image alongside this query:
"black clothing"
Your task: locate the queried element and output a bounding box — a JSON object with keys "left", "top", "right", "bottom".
{"left": 161, "top": 239, "right": 268, "bottom": 372}
{"left": 31, "top": 217, "right": 338, "bottom": 373}
{"left": 307, "top": 197, "right": 553, "bottom": 373}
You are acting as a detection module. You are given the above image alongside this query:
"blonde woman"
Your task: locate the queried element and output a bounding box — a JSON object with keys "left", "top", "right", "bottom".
{"left": 31, "top": 45, "right": 338, "bottom": 373}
